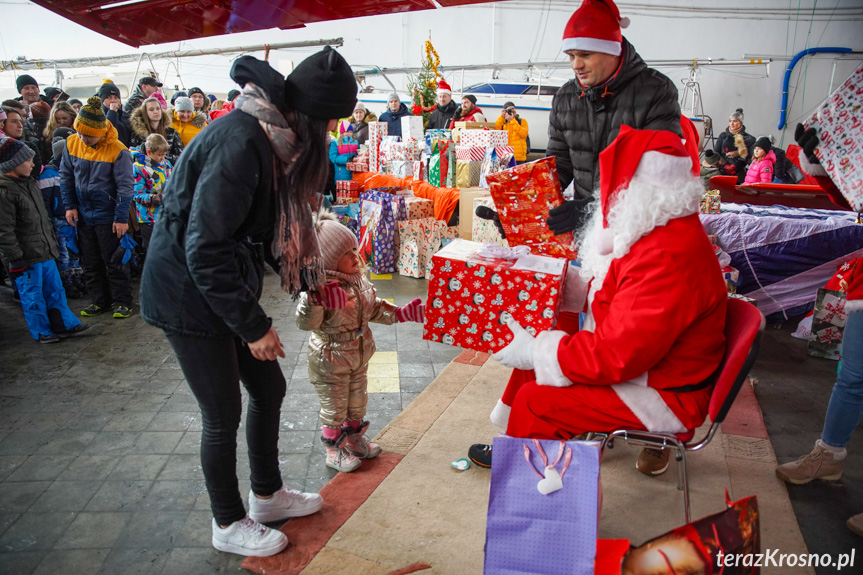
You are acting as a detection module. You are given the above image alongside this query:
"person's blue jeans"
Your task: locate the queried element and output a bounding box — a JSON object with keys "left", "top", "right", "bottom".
{"left": 13, "top": 260, "right": 82, "bottom": 339}
{"left": 822, "top": 310, "right": 863, "bottom": 448}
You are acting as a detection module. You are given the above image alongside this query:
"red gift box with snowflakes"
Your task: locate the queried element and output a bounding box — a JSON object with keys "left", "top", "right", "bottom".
{"left": 423, "top": 239, "right": 568, "bottom": 353}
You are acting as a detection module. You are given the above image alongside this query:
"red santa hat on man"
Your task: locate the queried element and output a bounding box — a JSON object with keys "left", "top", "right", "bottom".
{"left": 437, "top": 78, "right": 452, "bottom": 96}
{"left": 562, "top": 0, "right": 630, "bottom": 56}
{"left": 593, "top": 126, "right": 694, "bottom": 255}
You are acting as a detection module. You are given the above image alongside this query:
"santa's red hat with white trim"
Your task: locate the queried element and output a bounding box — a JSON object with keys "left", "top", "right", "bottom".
{"left": 600, "top": 126, "right": 692, "bottom": 227}
{"left": 562, "top": 0, "right": 630, "bottom": 56}
{"left": 437, "top": 78, "right": 452, "bottom": 96}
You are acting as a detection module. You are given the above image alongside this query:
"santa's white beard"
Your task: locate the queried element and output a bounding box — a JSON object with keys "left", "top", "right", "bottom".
{"left": 577, "top": 172, "right": 703, "bottom": 289}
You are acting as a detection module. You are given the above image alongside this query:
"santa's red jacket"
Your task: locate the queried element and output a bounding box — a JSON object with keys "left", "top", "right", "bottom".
{"left": 532, "top": 213, "right": 728, "bottom": 433}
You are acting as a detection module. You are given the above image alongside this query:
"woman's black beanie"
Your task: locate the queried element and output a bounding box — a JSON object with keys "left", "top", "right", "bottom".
{"left": 284, "top": 46, "right": 357, "bottom": 120}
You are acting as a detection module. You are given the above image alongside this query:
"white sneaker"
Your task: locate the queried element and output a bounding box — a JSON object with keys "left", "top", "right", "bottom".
{"left": 248, "top": 486, "right": 324, "bottom": 523}
{"left": 211, "top": 516, "right": 288, "bottom": 557}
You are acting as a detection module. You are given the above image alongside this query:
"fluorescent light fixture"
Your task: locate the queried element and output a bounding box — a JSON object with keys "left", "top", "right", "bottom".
{"left": 99, "top": 0, "right": 150, "bottom": 10}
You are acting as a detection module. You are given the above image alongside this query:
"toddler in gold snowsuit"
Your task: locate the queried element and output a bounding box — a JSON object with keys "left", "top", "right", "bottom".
{"left": 296, "top": 212, "right": 425, "bottom": 471}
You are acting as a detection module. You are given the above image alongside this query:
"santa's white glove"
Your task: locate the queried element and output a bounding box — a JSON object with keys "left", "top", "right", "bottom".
{"left": 492, "top": 318, "right": 536, "bottom": 370}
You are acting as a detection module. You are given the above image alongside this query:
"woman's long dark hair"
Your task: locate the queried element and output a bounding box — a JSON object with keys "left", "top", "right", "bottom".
{"left": 283, "top": 110, "right": 330, "bottom": 207}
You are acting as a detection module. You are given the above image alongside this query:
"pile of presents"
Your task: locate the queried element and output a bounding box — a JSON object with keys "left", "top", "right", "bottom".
{"left": 350, "top": 117, "right": 519, "bottom": 189}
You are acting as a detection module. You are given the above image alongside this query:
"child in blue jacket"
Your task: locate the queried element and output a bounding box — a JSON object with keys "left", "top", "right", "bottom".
{"left": 38, "top": 128, "right": 78, "bottom": 271}
{"left": 328, "top": 122, "right": 358, "bottom": 185}
{"left": 131, "top": 134, "right": 173, "bottom": 250}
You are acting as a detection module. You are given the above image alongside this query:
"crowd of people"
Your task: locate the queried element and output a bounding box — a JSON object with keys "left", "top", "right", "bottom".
{"left": 0, "top": 0, "right": 859, "bottom": 560}
{"left": 0, "top": 72, "right": 247, "bottom": 331}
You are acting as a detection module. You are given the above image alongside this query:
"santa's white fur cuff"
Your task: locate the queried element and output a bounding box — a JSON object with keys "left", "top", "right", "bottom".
{"left": 533, "top": 330, "right": 572, "bottom": 387}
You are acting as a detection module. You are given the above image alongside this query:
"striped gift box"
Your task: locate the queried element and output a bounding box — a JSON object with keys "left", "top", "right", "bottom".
{"left": 494, "top": 146, "right": 515, "bottom": 159}
{"left": 346, "top": 162, "right": 369, "bottom": 172}
{"left": 335, "top": 189, "right": 360, "bottom": 205}
{"left": 455, "top": 145, "right": 486, "bottom": 162}
{"left": 336, "top": 180, "right": 360, "bottom": 191}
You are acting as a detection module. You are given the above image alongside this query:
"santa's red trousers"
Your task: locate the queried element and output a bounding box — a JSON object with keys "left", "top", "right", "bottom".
{"left": 502, "top": 312, "right": 647, "bottom": 439}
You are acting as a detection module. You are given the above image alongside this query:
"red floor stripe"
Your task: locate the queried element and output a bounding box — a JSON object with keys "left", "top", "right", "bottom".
{"left": 242, "top": 451, "right": 403, "bottom": 575}
{"left": 721, "top": 379, "right": 770, "bottom": 439}
{"left": 453, "top": 349, "right": 491, "bottom": 366}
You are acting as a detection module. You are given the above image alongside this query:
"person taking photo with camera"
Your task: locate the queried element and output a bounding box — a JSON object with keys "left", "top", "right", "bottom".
{"left": 495, "top": 101, "right": 529, "bottom": 164}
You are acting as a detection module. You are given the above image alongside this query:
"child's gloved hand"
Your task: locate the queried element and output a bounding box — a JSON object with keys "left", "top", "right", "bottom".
{"left": 312, "top": 281, "right": 348, "bottom": 309}
{"left": 396, "top": 298, "right": 425, "bottom": 323}
{"left": 109, "top": 233, "right": 138, "bottom": 267}
{"left": 6, "top": 260, "right": 29, "bottom": 280}
{"left": 491, "top": 318, "right": 536, "bottom": 370}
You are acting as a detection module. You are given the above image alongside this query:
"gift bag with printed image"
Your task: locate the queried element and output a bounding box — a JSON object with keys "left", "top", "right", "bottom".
{"left": 808, "top": 288, "right": 848, "bottom": 360}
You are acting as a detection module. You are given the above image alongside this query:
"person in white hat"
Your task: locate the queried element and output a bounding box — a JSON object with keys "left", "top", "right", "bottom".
{"left": 470, "top": 127, "right": 727, "bottom": 478}
{"left": 544, "top": 0, "right": 683, "bottom": 238}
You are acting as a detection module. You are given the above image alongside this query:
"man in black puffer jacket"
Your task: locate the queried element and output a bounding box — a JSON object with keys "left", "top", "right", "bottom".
{"left": 544, "top": 0, "right": 682, "bottom": 237}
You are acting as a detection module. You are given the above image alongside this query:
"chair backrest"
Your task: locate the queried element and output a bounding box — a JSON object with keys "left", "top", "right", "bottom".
{"left": 708, "top": 299, "right": 766, "bottom": 423}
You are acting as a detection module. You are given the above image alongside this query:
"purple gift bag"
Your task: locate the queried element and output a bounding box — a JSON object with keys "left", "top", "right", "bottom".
{"left": 484, "top": 437, "right": 600, "bottom": 575}
{"left": 358, "top": 190, "right": 408, "bottom": 274}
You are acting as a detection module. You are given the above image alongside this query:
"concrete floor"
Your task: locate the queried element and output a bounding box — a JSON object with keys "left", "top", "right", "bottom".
{"left": 755, "top": 323, "right": 863, "bottom": 573}
{"left": 1, "top": 268, "right": 862, "bottom": 574}
{"left": 0, "top": 269, "right": 459, "bottom": 575}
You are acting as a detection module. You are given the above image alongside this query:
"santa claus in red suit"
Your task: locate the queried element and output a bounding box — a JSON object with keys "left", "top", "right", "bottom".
{"left": 469, "top": 126, "right": 728, "bottom": 474}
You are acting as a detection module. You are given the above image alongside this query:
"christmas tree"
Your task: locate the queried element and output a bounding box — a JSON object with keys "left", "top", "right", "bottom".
{"left": 408, "top": 37, "right": 441, "bottom": 127}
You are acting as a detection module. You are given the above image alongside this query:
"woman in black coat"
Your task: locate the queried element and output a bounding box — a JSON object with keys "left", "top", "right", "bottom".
{"left": 140, "top": 49, "right": 357, "bottom": 557}
{"left": 714, "top": 108, "right": 756, "bottom": 184}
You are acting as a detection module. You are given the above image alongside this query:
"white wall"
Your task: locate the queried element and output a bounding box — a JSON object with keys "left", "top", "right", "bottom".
{"left": 3, "top": 0, "right": 861, "bottom": 147}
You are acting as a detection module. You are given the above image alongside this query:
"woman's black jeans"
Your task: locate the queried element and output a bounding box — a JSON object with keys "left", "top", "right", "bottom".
{"left": 166, "top": 333, "right": 286, "bottom": 525}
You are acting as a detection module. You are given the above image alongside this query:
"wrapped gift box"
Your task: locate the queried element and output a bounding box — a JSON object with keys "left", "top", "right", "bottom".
{"left": 808, "top": 288, "right": 847, "bottom": 360}
{"left": 453, "top": 121, "right": 496, "bottom": 130}
{"left": 700, "top": 190, "right": 721, "bottom": 214}
{"left": 456, "top": 145, "right": 487, "bottom": 162}
{"left": 397, "top": 218, "right": 459, "bottom": 279}
{"left": 456, "top": 160, "right": 482, "bottom": 188}
{"left": 391, "top": 160, "right": 414, "bottom": 178}
{"left": 486, "top": 157, "right": 579, "bottom": 260}
{"left": 336, "top": 189, "right": 360, "bottom": 205}
{"left": 336, "top": 180, "right": 360, "bottom": 191}
{"left": 368, "top": 122, "right": 388, "bottom": 173}
{"left": 803, "top": 62, "right": 863, "bottom": 212}
{"left": 397, "top": 218, "right": 438, "bottom": 278}
{"left": 472, "top": 196, "right": 509, "bottom": 247}
{"left": 346, "top": 161, "right": 369, "bottom": 172}
{"left": 423, "top": 239, "right": 568, "bottom": 353}
{"left": 459, "top": 129, "right": 509, "bottom": 148}
{"left": 379, "top": 136, "right": 402, "bottom": 175}
{"left": 405, "top": 196, "right": 434, "bottom": 220}
{"left": 401, "top": 116, "right": 425, "bottom": 141}
{"left": 459, "top": 188, "right": 491, "bottom": 240}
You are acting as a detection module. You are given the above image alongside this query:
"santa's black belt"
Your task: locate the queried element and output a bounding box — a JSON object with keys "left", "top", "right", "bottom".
{"left": 666, "top": 376, "right": 717, "bottom": 393}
